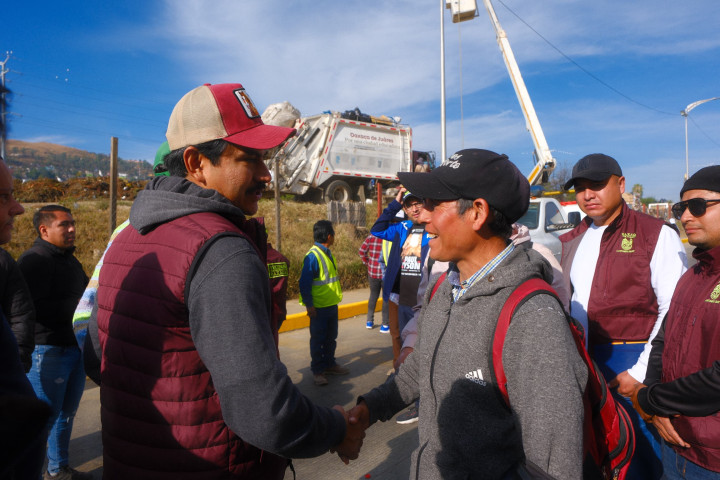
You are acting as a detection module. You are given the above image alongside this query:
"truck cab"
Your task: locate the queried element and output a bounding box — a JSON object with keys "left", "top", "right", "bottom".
{"left": 516, "top": 197, "right": 580, "bottom": 261}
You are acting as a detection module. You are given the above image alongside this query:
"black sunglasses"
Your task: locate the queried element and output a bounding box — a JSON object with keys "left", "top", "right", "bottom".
{"left": 671, "top": 198, "right": 720, "bottom": 219}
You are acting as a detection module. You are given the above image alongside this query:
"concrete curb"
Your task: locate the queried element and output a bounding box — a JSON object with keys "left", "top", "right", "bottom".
{"left": 279, "top": 298, "right": 382, "bottom": 333}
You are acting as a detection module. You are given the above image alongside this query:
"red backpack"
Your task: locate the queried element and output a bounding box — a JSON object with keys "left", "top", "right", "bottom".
{"left": 493, "top": 278, "right": 635, "bottom": 480}
{"left": 430, "top": 274, "right": 635, "bottom": 479}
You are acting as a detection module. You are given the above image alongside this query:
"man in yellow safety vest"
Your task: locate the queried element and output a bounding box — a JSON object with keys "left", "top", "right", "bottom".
{"left": 299, "top": 220, "right": 348, "bottom": 386}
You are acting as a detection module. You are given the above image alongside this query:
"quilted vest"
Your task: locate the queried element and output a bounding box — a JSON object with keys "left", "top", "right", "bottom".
{"left": 561, "top": 204, "right": 664, "bottom": 344}
{"left": 661, "top": 246, "right": 720, "bottom": 471}
{"left": 97, "top": 211, "right": 287, "bottom": 480}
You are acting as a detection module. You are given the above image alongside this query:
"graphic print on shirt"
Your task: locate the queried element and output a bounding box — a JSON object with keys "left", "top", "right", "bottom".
{"left": 398, "top": 225, "right": 424, "bottom": 305}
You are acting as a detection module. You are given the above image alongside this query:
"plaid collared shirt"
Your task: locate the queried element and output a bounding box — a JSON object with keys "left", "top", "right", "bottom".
{"left": 359, "top": 235, "right": 385, "bottom": 279}
{"left": 449, "top": 243, "right": 515, "bottom": 302}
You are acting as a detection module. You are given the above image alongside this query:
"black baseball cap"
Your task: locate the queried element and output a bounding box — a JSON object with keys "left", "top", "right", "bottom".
{"left": 396, "top": 148, "right": 530, "bottom": 224}
{"left": 564, "top": 153, "right": 623, "bottom": 190}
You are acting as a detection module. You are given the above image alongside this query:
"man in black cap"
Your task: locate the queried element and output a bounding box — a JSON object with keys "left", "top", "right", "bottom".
{"left": 630, "top": 166, "right": 720, "bottom": 479}
{"left": 560, "top": 153, "right": 687, "bottom": 479}
{"left": 370, "top": 188, "right": 430, "bottom": 383}
{"left": 349, "top": 149, "right": 587, "bottom": 479}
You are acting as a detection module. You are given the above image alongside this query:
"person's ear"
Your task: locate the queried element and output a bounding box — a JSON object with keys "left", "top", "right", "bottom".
{"left": 469, "top": 198, "right": 490, "bottom": 231}
{"left": 184, "top": 146, "right": 207, "bottom": 185}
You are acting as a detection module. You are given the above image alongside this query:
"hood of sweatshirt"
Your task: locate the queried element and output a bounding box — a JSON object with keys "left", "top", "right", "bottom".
{"left": 129, "top": 176, "right": 247, "bottom": 235}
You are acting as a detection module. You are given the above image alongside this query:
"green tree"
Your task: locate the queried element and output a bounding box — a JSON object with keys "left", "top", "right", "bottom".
{"left": 632, "top": 184, "right": 643, "bottom": 198}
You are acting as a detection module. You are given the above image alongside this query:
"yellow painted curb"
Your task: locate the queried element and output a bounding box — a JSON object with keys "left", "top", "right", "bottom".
{"left": 279, "top": 298, "right": 383, "bottom": 333}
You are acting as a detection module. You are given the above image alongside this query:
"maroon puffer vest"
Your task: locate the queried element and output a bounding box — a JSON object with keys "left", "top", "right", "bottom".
{"left": 97, "top": 212, "right": 287, "bottom": 480}
{"left": 561, "top": 204, "right": 664, "bottom": 344}
{"left": 662, "top": 247, "right": 720, "bottom": 471}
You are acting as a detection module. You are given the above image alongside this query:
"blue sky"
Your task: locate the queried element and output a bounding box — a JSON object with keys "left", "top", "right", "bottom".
{"left": 2, "top": 0, "right": 719, "bottom": 201}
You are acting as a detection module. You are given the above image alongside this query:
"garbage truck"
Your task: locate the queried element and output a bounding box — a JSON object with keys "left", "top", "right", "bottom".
{"left": 265, "top": 107, "right": 418, "bottom": 202}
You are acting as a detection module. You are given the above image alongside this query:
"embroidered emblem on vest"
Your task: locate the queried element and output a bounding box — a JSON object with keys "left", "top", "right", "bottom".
{"left": 617, "top": 232, "right": 636, "bottom": 253}
{"left": 706, "top": 282, "right": 720, "bottom": 303}
{"left": 268, "top": 262, "right": 288, "bottom": 279}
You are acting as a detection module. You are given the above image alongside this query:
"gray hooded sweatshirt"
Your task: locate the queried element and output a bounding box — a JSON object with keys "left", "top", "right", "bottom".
{"left": 89, "top": 176, "right": 346, "bottom": 459}
{"left": 361, "top": 243, "right": 587, "bottom": 480}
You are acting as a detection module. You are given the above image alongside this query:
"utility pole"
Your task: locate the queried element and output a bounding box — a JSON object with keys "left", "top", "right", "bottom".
{"left": 109, "top": 137, "right": 118, "bottom": 235}
{"left": 0, "top": 52, "right": 11, "bottom": 160}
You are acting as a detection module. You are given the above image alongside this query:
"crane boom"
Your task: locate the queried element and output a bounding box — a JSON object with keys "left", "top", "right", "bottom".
{"left": 481, "top": 0, "right": 556, "bottom": 185}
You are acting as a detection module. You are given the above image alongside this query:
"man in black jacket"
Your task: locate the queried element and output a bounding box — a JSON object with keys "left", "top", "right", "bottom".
{"left": 18, "top": 205, "right": 90, "bottom": 480}
{"left": 0, "top": 156, "right": 51, "bottom": 480}
{"left": 0, "top": 247, "right": 36, "bottom": 371}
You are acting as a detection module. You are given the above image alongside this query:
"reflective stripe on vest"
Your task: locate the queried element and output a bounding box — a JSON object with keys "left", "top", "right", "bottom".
{"left": 381, "top": 239, "right": 392, "bottom": 266}
{"left": 300, "top": 245, "right": 342, "bottom": 308}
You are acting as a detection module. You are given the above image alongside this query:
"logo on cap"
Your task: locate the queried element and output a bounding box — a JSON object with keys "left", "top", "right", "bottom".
{"left": 234, "top": 88, "right": 260, "bottom": 119}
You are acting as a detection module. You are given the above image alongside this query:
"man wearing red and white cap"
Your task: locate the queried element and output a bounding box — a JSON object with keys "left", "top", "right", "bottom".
{"left": 87, "top": 84, "right": 363, "bottom": 479}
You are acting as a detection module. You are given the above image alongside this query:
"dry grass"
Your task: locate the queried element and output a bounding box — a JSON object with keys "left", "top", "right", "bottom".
{"left": 5, "top": 198, "right": 386, "bottom": 299}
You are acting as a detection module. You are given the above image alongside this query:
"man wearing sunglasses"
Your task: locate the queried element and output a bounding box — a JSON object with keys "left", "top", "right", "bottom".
{"left": 560, "top": 153, "right": 687, "bottom": 479}
{"left": 630, "top": 166, "right": 720, "bottom": 479}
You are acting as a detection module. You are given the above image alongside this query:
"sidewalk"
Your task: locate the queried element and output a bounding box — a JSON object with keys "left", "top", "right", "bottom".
{"left": 69, "top": 289, "right": 419, "bottom": 480}
{"left": 281, "top": 287, "right": 382, "bottom": 333}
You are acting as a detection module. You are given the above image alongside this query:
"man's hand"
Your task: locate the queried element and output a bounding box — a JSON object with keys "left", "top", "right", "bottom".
{"left": 330, "top": 405, "right": 365, "bottom": 464}
{"left": 609, "top": 370, "right": 640, "bottom": 397}
{"left": 306, "top": 306, "right": 317, "bottom": 318}
{"left": 652, "top": 416, "right": 689, "bottom": 448}
{"left": 629, "top": 385, "right": 690, "bottom": 448}
{"left": 395, "top": 186, "right": 407, "bottom": 203}
{"left": 348, "top": 400, "right": 371, "bottom": 431}
{"left": 393, "top": 346, "right": 413, "bottom": 371}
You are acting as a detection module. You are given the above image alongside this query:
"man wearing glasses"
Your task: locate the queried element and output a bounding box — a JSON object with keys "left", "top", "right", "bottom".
{"left": 560, "top": 153, "right": 687, "bottom": 479}
{"left": 371, "top": 190, "right": 430, "bottom": 385}
{"left": 630, "top": 165, "right": 720, "bottom": 479}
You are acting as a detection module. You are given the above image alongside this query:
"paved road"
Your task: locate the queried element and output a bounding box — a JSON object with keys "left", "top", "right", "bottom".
{"left": 69, "top": 298, "right": 419, "bottom": 480}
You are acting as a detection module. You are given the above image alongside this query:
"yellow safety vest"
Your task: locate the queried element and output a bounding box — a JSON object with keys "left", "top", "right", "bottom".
{"left": 381, "top": 239, "right": 392, "bottom": 266}
{"left": 299, "top": 245, "right": 343, "bottom": 308}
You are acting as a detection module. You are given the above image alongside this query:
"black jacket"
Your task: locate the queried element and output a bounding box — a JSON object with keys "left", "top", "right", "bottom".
{"left": 0, "top": 248, "right": 36, "bottom": 370}
{"left": 17, "top": 238, "right": 88, "bottom": 346}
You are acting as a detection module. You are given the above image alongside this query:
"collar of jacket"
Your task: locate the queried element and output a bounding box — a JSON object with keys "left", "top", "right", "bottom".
{"left": 692, "top": 243, "right": 720, "bottom": 275}
{"left": 33, "top": 236, "right": 76, "bottom": 256}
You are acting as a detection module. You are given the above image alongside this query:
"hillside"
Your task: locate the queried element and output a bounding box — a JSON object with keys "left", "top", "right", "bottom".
{"left": 4, "top": 139, "right": 154, "bottom": 181}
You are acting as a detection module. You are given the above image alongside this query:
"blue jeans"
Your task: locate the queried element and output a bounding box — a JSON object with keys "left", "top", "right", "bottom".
{"left": 661, "top": 440, "right": 720, "bottom": 479}
{"left": 398, "top": 304, "right": 415, "bottom": 336}
{"left": 309, "top": 305, "right": 339, "bottom": 374}
{"left": 27, "top": 344, "right": 86, "bottom": 474}
{"left": 593, "top": 342, "right": 663, "bottom": 480}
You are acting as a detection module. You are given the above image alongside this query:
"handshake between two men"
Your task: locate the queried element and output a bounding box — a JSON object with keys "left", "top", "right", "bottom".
{"left": 330, "top": 401, "right": 372, "bottom": 464}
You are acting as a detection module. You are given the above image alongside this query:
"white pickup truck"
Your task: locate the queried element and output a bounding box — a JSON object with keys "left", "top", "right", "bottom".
{"left": 516, "top": 198, "right": 583, "bottom": 261}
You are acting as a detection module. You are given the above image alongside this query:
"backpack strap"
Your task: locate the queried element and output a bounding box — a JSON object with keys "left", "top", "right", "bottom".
{"left": 493, "top": 277, "right": 560, "bottom": 405}
{"left": 429, "top": 271, "right": 448, "bottom": 301}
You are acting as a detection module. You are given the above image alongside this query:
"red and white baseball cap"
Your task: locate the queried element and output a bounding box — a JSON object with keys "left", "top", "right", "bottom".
{"left": 166, "top": 83, "right": 296, "bottom": 151}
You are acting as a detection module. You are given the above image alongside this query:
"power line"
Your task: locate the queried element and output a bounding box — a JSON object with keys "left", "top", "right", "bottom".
{"left": 10, "top": 55, "right": 172, "bottom": 111}
{"left": 11, "top": 114, "right": 160, "bottom": 146}
{"left": 496, "top": 0, "right": 677, "bottom": 116}
{"left": 688, "top": 114, "right": 720, "bottom": 149}
{"left": 11, "top": 77, "right": 170, "bottom": 116}
{"left": 17, "top": 95, "right": 166, "bottom": 128}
